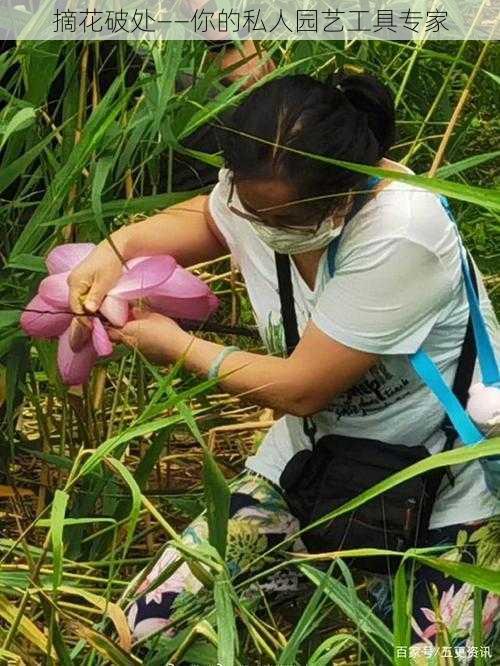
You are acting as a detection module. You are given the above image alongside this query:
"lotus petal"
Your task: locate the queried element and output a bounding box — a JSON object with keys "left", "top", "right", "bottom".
{"left": 126, "top": 257, "right": 146, "bottom": 269}
{"left": 147, "top": 292, "right": 219, "bottom": 321}
{"left": 99, "top": 295, "right": 129, "bottom": 327}
{"left": 109, "top": 256, "right": 176, "bottom": 299}
{"left": 68, "top": 316, "right": 93, "bottom": 353}
{"left": 46, "top": 243, "right": 96, "bottom": 274}
{"left": 57, "top": 327, "right": 97, "bottom": 385}
{"left": 92, "top": 317, "right": 113, "bottom": 357}
{"left": 146, "top": 265, "right": 219, "bottom": 320}
{"left": 38, "top": 271, "right": 70, "bottom": 308}
{"left": 20, "top": 294, "right": 72, "bottom": 338}
{"left": 151, "top": 265, "right": 213, "bottom": 299}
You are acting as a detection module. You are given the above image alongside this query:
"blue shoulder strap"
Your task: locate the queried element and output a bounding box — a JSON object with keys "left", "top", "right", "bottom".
{"left": 410, "top": 349, "right": 484, "bottom": 446}
{"left": 460, "top": 247, "right": 500, "bottom": 387}
{"left": 409, "top": 195, "right": 499, "bottom": 446}
{"left": 326, "top": 185, "right": 499, "bottom": 447}
{"left": 438, "top": 195, "right": 499, "bottom": 387}
{"left": 327, "top": 175, "right": 381, "bottom": 276}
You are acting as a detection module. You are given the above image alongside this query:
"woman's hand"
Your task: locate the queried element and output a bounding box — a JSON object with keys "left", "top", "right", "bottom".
{"left": 68, "top": 238, "right": 126, "bottom": 316}
{"left": 67, "top": 236, "right": 127, "bottom": 352}
{"left": 107, "top": 307, "right": 189, "bottom": 365}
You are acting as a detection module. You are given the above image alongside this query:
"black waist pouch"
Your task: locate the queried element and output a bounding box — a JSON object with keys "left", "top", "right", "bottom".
{"left": 279, "top": 434, "right": 444, "bottom": 574}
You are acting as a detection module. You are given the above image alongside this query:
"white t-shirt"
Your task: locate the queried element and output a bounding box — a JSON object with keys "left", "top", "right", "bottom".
{"left": 208, "top": 164, "right": 500, "bottom": 530}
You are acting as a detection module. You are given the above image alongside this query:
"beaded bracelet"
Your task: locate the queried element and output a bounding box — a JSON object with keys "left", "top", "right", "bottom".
{"left": 207, "top": 346, "right": 240, "bottom": 382}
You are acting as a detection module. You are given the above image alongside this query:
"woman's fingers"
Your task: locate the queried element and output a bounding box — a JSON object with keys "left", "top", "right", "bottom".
{"left": 69, "top": 316, "right": 93, "bottom": 352}
{"left": 68, "top": 272, "right": 113, "bottom": 315}
{"left": 107, "top": 328, "right": 137, "bottom": 350}
{"left": 82, "top": 274, "right": 117, "bottom": 314}
{"left": 107, "top": 328, "right": 123, "bottom": 343}
{"left": 67, "top": 243, "right": 125, "bottom": 316}
{"left": 68, "top": 276, "right": 91, "bottom": 315}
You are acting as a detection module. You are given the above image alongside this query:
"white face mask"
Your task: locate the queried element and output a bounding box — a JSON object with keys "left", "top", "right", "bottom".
{"left": 247, "top": 214, "right": 344, "bottom": 255}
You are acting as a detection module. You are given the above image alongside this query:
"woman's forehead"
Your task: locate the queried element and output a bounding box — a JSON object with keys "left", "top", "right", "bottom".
{"left": 235, "top": 178, "right": 301, "bottom": 215}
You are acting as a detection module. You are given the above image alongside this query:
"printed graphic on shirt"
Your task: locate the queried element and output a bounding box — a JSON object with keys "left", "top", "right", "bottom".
{"left": 262, "top": 308, "right": 414, "bottom": 421}
{"left": 328, "top": 361, "right": 413, "bottom": 420}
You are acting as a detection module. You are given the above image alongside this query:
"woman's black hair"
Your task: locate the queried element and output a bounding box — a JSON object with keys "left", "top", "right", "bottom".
{"left": 215, "top": 68, "right": 396, "bottom": 214}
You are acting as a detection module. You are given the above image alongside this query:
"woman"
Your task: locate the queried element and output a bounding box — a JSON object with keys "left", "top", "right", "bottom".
{"left": 67, "top": 71, "right": 500, "bottom": 655}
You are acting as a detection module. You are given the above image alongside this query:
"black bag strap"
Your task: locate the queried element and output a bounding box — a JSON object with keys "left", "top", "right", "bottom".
{"left": 431, "top": 250, "right": 478, "bottom": 494}
{"left": 275, "top": 185, "right": 376, "bottom": 447}
{"left": 449, "top": 251, "right": 479, "bottom": 415}
{"left": 275, "top": 252, "right": 300, "bottom": 355}
{"left": 276, "top": 185, "right": 374, "bottom": 357}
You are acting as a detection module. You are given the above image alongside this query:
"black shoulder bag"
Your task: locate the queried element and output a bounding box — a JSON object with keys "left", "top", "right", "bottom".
{"left": 275, "top": 186, "right": 478, "bottom": 575}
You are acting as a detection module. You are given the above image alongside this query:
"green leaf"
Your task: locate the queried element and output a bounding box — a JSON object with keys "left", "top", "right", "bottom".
{"left": 19, "top": 41, "right": 62, "bottom": 108}
{"left": 104, "top": 457, "right": 142, "bottom": 557}
{"left": 393, "top": 562, "right": 410, "bottom": 666}
{"left": 73, "top": 622, "right": 141, "bottom": 665}
{"left": 173, "top": 393, "right": 231, "bottom": 560}
{"left": 76, "top": 412, "right": 186, "bottom": 480}
{"left": 0, "top": 311, "right": 20, "bottom": 329}
{"left": 203, "top": 449, "right": 230, "bottom": 559}
{"left": 0, "top": 126, "right": 59, "bottom": 196}
{"left": 294, "top": 439, "right": 500, "bottom": 548}
{"left": 278, "top": 563, "right": 334, "bottom": 666}
{"left": 133, "top": 430, "right": 169, "bottom": 489}
{"left": 0, "top": 107, "right": 36, "bottom": 150}
{"left": 435, "top": 151, "right": 500, "bottom": 178}
{"left": 91, "top": 155, "right": 114, "bottom": 236}
{"left": 36, "top": 517, "right": 116, "bottom": 527}
{"left": 6, "top": 253, "right": 46, "bottom": 272}
{"left": 50, "top": 489, "right": 69, "bottom": 590}
{"left": 473, "top": 587, "right": 485, "bottom": 666}
{"left": 299, "top": 563, "right": 393, "bottom": 663}
{"left": 41, "top": 188, "right": 207, "bottom": 229}
{"left": 411, "top": 555, "right": 500, "bottom": 594}
{"left": 9, "top": 72, "right": 134, "bottom": 258}
{"left": 150, "top": 40, "right": 184, "bottom": 136}
{"left": 215, "top": 130, "right": 500, "bottom": 211}
{"left": 484, "top": 70, "right": 500, "bottom": 86}
{"left": 307, "top": 634, "right": 358, "bottom": 666}
{"left": 214, "top": 573, "right": 237, "bottom": 666}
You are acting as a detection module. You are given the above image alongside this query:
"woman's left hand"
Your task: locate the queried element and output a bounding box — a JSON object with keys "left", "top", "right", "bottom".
{"left": 107, "top": 307, "right": 188, "bottom": 365}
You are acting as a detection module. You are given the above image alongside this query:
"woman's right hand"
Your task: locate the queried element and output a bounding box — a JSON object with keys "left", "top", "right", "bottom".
{"left": 68, "top": 241, "right": 124, "bottom": 315}
{"left": 67, "top": 240, "right": 125, "bottom": 350}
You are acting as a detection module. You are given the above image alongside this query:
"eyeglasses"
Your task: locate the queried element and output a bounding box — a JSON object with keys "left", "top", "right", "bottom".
{"left": 226, "top": 178, "right": 340, "bottom": 233}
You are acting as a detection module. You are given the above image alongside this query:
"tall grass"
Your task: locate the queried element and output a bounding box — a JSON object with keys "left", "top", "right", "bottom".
{"left": 0, "top": 39, "right": 499, "bottom": 664}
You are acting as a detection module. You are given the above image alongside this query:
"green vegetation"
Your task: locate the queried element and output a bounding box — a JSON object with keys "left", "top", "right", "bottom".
{"left": 0, "top": 39, "right": 499, "bottom": 664}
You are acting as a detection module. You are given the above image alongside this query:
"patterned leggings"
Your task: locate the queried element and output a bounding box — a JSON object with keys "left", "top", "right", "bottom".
{"left": 127, "top": 472, "right": 500, "bottom": 663}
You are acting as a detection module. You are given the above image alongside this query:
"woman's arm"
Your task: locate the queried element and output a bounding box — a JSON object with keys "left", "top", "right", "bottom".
{"left": 109, "top": 311, "right": 379, "bottom": 417}
{"left": 113, "top": 195, "right": 227, "bottom": 266}
{"left": 68, "top": 194, "right": 227, "bottom": 315}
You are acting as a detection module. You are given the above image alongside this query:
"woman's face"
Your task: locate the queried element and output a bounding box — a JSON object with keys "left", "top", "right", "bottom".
{"left": 233, "top": 178, "right": 334, "bottom": 231}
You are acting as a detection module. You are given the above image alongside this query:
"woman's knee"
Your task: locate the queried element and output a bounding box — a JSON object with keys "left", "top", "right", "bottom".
{"left": 127, "top": 546, "right": 201, "bottom": 641}
{"left": 126, "top": 473, "right": 298, "bottom": 643}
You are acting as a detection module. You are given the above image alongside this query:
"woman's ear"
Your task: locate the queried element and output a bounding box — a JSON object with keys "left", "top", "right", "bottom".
{"left": 328, "top": 191, "right": 354, "bottom": 225}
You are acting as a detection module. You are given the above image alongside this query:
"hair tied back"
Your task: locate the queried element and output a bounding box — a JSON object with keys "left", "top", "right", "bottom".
{"left": 326, "top": 69, "right": 349, "bottom": 94}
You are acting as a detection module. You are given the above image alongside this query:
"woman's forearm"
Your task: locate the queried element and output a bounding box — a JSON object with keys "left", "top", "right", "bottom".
{"left": 101, "top": 195, "right": 227, "bottom": 267}
{"left": 171, "top": 330, "right": 310, "bottom": 416}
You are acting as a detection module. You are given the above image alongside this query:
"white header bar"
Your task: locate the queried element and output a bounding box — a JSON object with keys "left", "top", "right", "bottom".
{"left": 1, "top": 0, "right": 498, "bottom": 40}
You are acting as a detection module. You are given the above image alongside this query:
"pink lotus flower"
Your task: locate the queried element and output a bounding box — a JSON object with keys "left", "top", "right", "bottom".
{"left": 21, "top": 243, "right": 219, "bottom": 386}
{"left": 411, "top": 583, "right": 474, "bottom": 642}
